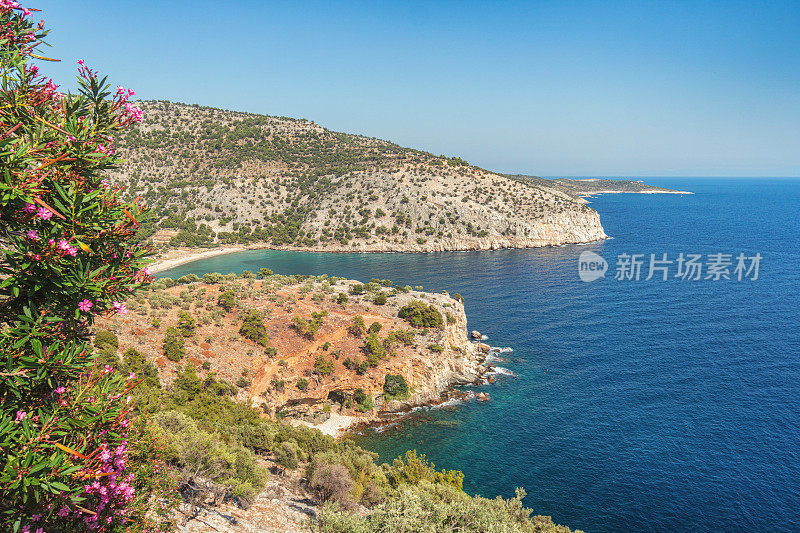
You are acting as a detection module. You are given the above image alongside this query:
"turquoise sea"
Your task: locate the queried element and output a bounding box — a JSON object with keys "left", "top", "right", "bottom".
{"left": 160, "top": 178, "right": 800, "bottom": 532}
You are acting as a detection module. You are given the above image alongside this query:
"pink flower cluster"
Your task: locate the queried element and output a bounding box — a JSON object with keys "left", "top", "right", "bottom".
{"left": 24, "top": 202, "right": 56, "bottom": 221}
{"left": 123, "top": 102, "right": 144, "bottom": 123}
{"left": 116, "top": 85, "right": 135, "bottom": 102}
{"left": 0, "top": 0, "right": 31, "bottom": 17}
{"left": 70, "top": 442, "right": 136, "bottom": 530}
{"left": 112, "top": 301, "right": 127, "bottom": 315}
{"left": 58, "top": 239, "right": 78, "bottom": 257}
{"left": 134, "top": 266, "right": 152, "bottom": 282}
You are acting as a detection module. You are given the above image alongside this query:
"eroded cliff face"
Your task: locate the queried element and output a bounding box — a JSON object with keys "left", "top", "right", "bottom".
{"left": 372, "top": 292, "right": 487, "bottom": 412}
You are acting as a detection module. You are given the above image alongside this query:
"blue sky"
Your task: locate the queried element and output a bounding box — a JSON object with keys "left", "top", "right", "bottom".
{"left": 33, "top": 1, "right": 799, "bottom": 177}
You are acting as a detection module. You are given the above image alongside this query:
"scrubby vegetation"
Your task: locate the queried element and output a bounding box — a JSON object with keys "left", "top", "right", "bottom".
{"left": 123, "top": 361, "right": 572, "bottom": 531}
{"left": 384, "top": 374, "right": 410, "bottom": 400}
{"left": 239, "top": 309, "right": 270, "bottom": 346}
{"left": 398, "top": 300, "right": 444, "bottom": 329}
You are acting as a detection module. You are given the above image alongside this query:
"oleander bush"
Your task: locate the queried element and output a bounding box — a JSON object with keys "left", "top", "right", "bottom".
{"left": 0, "top": 3, "right": 172, "bottom": 530}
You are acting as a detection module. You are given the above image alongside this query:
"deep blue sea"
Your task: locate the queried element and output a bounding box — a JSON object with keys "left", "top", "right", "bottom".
{"left": 161, "top": 178, "right": 800, "bottom": 532}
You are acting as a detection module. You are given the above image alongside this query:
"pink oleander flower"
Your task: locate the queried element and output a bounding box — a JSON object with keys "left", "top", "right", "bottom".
{"left": 24, "top": 203, "right": 37, "bottom": 213}
{"left": 127, "top": 372, "right": 136, "bottom": 380}
{"left": 77, "top": 59, "right": 84, "bottom": 66}
{"left": 78, "top": 299, "right": 93, "bottom": 312}
{"left": 123, "top": 102, "right": 144, "bottom": 123}
{"left": 58, "top": 239, "right": 70, "bottom": 251}
{"left": 15, "top": 410, "right": 27, "bottom": 421}
{"left": 112, "top": 301, "right": 128, "bottom": 315}
{"left": 26, "top": 230, "right": 38, "bottom": 240}
{"left": 67, "top": 246, "right": 78, "bottom": 257}
{"left": 103, "top": 365, "right": 113, "bottom": 374}
{"left": 31, "top": 514, "right": 41, "bottom": 522}
{"left": 36, "top": 207, "right": 52, "bottom": 220}
{"left": 55, "top": 386, "right": 66, "bottom": 394}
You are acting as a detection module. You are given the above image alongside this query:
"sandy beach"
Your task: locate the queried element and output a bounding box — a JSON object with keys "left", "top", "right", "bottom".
{"left": 295, "top": 412, "right": 359, "bottom": 438}
{"left": 149, "top": 246, "right": 251, "bottom": 274}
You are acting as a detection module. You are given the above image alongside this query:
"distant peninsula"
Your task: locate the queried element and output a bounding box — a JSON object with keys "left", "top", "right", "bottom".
{"left": 508, "top": 175, "right": 693, "bottom": 197}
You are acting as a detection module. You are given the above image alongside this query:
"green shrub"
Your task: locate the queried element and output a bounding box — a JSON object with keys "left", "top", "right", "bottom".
{"left": 353, "top": 388, "right": 373, "bottom": 412}
{"left": 292, "top": 311, "right": 327, "bottom": 339}
{"left": 240, "top": 309, "right": 269, "bottom": 346}
{"left": 398, "top": 300, "right": 444, "bottom": 329}
{"left": 94, "top": 329, "right": 119, "bottom": 350}
{"left": 368, "top": 322, "right": 382, "bottom": 334}
{"left": 349, "top": 315, "right": 366, "bottom": 337}
{"left": 428, "top": 344, "right": 444, "bottom": 353}
{"left": 163, "top": 326, "right": 186, "bottom": 361}
{"left": 203, "top": 272, "right": 224, "bottom": 284}
{"left": 373, "top": 292, "right": 388, "bottom": 305}
{"left": 385, "top": 329, "right": 416, "bottom": 348}
{"left": 384, "top": 374, "right": 409, "bottom": 399}
{"left": 218, "top": 290, "right": 236, "bottom": 310}
{"left": 349, "top": 284, "right": 365, "bottom": 295}
{"left": 446, "top": 312, "right": 456, "bottom": 325}
{"left": 177, "top": 310, "right": 196, "bottom": 336}
{"left": 152, "top": 410, "right": 268, "bottom": 504}
{"left": 257, "top": 268, "right": 274, "bottom": 279}
{"left": 314, "top": 355, "right": 335, "bottom": 376}
{"left": 364, "top": 334, "right": 387, "bottom": 366}
{"left": 274, "top": 441, "right": 301, "bottom": 470}
{"left": 296, "top": 378, "right": 309, "bottom": 391}
{"left": 336, "top": 293, "right": 349, "bottom": 307}
{"left": 124, "top": 348, "right": 161, "bottom": 388}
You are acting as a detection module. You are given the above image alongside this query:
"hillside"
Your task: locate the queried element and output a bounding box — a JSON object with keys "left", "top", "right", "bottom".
{"left": 112, "top": 101, "right": 607, "bottom": 252}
